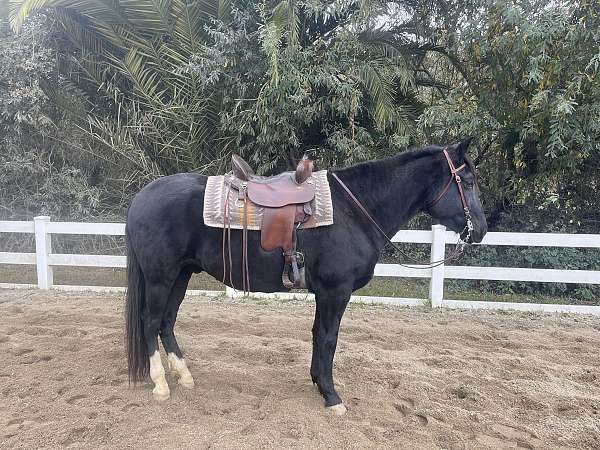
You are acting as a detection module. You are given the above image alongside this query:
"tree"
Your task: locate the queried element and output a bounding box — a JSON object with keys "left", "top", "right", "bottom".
{"left": 0, "top": 15, "right": 102, "bottom": 221}
{"left": 416, "top": 0, "right": 600, "bottom": 232}
{"left": 10, "top": 0, "right": 236, "bottom": 179}
{"left": 9, "top": 0, "right": 433, "bottom": 176}
{"left": 196, "top": 1, "right": 433, "bottom": 172}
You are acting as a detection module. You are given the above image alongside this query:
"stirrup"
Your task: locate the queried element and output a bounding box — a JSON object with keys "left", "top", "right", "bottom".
{"left": 282, "top": 251, "right": 305, "bottom": 289}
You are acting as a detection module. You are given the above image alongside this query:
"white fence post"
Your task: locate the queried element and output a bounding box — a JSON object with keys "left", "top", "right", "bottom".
{"left": 429, "top": 224, "right": 446, "bottom": 308}
{"left": 34, "top": 216, "right": 53, "bottom": 289}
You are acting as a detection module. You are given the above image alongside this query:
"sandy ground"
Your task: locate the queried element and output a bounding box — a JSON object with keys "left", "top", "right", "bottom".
{"left": 1, "top": 289, "right": 600, "bottom": 449}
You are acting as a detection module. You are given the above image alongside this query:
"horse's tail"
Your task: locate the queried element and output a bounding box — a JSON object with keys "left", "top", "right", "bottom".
{"left": 125, "top": 230, "right": 149, "bottom": 383}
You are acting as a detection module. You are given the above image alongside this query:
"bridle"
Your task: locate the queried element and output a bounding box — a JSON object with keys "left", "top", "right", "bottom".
{"left": 330, "top": 148, "right": 474, "bottom": 269}
{"left": 427, "top": 149, "right": 474, "bottom": 249}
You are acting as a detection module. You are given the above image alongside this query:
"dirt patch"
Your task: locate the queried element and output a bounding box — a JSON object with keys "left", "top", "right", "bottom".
{"left": 1, "top": 289, "right": 600, "bottom": 449}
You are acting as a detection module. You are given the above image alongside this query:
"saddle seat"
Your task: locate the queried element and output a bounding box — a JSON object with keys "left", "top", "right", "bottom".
{"left": 231, "top": 155, "right": 314, "bottom": 207}
{"left": 227, "top": 155, "right": 316, "bottom": 289}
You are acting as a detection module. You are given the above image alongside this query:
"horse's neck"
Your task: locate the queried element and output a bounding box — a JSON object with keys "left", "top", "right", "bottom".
{"left": 335, "top": 155, "right": 433, "bottom": 239}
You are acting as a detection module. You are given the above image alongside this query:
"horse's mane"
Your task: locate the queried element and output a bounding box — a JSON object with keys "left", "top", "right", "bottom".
{"left": 336, "top": 144, "right": 478, "bottom": 182}
{"left": 335, "top": 145, "right": 451, "bottom": 176}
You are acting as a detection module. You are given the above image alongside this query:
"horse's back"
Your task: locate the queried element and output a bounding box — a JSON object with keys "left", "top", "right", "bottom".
{"left": 128, "top": 172, "right": 206, "bottom": 222}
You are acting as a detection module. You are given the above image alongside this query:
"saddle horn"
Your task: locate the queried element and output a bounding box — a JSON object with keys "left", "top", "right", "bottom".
{"left": 295, "top": 156, "right": 313, "bottom": 184}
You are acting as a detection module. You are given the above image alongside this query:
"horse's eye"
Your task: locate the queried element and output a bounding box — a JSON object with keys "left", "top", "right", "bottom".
{"left": 464, "top": 181, "right": 474, "bottom": 189}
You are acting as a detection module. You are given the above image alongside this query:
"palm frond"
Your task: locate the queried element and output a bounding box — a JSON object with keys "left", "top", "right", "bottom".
{"left": 52, "top": 8, "right": 110, "bottom": 56}
{"left": 272, "top": 0, "right": 299, "bottom": 46}
{"left": 171, "top": 0, "right": 205, "bottom": 51}
{"left": 10, "top": 0, "right": 132, "bottom": 32}
{"left": 351, "top": 61, "right": 397, "bottom": 132}
{"left": 10, "top": 0, "right": 54, "bottom": 31}
{"left": 120, "top": 48, "right": 166, "bottom": 108}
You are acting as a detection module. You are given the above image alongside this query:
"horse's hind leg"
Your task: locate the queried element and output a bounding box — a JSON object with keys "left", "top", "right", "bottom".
{"left": 144, "top": 282, "right": 172, "bottom": 401}
{"left": 161, "top": 269, "right": 194, "bottom": 389}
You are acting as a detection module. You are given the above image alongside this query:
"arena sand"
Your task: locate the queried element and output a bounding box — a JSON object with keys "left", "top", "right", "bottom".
{"left": 1, "top": 289, "right": 599, "bottom": 449}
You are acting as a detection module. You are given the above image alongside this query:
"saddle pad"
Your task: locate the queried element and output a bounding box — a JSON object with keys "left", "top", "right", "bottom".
{"left": 203, "top": 170, "right": 334, "bottom": 230}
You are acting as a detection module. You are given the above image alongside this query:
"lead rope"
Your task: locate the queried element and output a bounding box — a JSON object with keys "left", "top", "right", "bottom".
{"left": 330, "top": 171, "right": 473, "bottom": 270}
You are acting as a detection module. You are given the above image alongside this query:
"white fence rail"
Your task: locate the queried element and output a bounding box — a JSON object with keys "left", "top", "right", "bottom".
{"left": 1, "top": 217, "right": 599, "bottom": 315}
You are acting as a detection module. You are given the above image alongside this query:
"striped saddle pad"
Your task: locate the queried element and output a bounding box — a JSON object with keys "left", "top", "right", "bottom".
{"left": 203, "top": 170, "right": 334, "bottom": 230}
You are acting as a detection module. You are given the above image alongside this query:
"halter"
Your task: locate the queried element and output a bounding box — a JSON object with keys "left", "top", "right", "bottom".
{"left": 330, "top": 147, "right": 475, "bottom": 268}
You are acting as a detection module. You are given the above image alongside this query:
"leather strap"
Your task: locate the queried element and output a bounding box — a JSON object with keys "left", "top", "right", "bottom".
{"left": 222, "top": 179, "right": 251, "bottom": 294}
{"left": 330, "top": 148, "right": 473, "bottom": 269}
{"left": 222, "top": 182, "right": 235, "bottom": 288}
{"left": 429, "top": 149, "right": 467, "bottom": 209}
{"left": 242, "top": 196, "right": 250, "bottom": 293}
{"left": 330, "top": 172, "right": 395, "bottom": 244}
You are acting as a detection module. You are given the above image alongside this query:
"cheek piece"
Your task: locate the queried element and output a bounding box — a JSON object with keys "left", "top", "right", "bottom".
{"left": 428, "top": 149, "right": 474, "bottom": 246}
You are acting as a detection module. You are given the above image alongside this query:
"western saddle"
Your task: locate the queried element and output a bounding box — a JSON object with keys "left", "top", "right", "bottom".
{"left": 224, "top": 155, "right": 316, "bottom": 291}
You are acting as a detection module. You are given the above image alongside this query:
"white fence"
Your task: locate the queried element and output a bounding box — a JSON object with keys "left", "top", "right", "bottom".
{"left": 1, "top": 216, "right": 600, "bottom": 315}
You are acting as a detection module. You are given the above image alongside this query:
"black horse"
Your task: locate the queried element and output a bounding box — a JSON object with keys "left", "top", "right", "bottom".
{"left": 125, "top": 140, "right": 487, "bottom": 414}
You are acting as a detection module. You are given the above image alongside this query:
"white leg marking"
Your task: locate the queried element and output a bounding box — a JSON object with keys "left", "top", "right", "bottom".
{"left": 327, "top": 403, "right": 347, "bottom": 416}
{"left": 149, "top": 350, "right": 170, "bottom": 401}
{"left": 168, "top": 353, "right": 195, "bottom": 389}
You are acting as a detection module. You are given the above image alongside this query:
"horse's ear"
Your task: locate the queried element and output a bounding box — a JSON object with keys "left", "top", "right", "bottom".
{"left": 456, "top": 137, "right": 473, "bottom": 157}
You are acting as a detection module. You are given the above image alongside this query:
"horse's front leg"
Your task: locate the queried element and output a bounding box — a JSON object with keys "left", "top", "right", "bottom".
{"left": 312, "top": 287, "right": 351, "bottom": 415}
{"left": 310, "top": 306, "right": 320, "bottom": 385}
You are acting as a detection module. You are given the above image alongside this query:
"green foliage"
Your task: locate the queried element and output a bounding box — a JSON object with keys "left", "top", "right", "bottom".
{"left": 0, "top": 15, "right": 103, "bottom": 220}
{"left": 10, "top": 0, "right": 236, "bottom": 179}
{"left": 417, "top": 0, "right": 600, "bottom": 232}
{"left": 191, "top": 1, "right": 428, "bottom": 171}
{"left": 10, "top": 0, "right": 430, "bottom": 175}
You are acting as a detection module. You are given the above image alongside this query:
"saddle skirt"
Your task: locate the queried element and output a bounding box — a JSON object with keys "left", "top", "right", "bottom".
{"left": 203, "top": 170, "right": 334, "bottom": 231}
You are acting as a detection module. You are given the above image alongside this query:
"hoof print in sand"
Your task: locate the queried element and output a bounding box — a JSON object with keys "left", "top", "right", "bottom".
{"left": 21, "top": 354, "right": 53, "bottom": 365}
{"left": 65, "top": 394, "right": 87, "bottom": 405}
{"left": 122, "top": 402, "right": 141, "bottom": 412}
{"left": 393, "top": 398, "right": 414, "bottom": 416}
{"left": 393, "top": 398, "right": 428, "bottom": 426}
{"left": 475, "top": 423, "right": 541, "bottom": 449}
{"left": 62, "top": 427, "right": 87, "bottom": 447}
{"left": 103, "top": 395, "right": 122, "bottom": 405}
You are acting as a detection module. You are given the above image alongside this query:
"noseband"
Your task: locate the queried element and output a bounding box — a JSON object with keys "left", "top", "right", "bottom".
{"left": 428, "top": 149, "right": 474, "bottom": 244}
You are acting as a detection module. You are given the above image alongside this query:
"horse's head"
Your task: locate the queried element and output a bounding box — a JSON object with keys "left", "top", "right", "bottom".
{"left": 425, "top": 139, "right": 487, "bottom": 243}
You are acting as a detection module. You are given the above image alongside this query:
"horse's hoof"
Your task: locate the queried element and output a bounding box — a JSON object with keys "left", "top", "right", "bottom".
{"left": 327, "top": 403, "right": 347, "bottom": 416}
{"left": 178, "top": 376, "right": 195, "bottom": 389}
{"left": 152, "top": 387, "right": 170, "bottom": 402}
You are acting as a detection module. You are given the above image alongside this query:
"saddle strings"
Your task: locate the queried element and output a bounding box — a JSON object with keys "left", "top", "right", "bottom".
{"left": 242, "top": 195, "right": 250, "bottom": 294}
{"left": 222, "top": 178, "right": 251, "bottom": 294}
{"left": 222, "top": 182, "right": 235, "bottom": 288}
